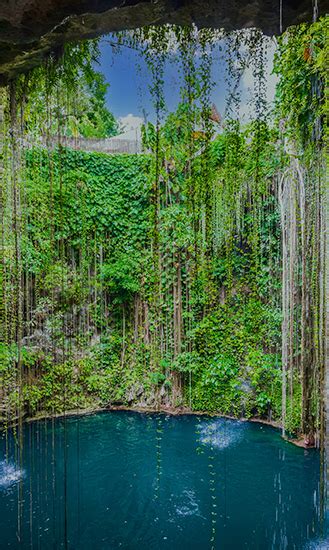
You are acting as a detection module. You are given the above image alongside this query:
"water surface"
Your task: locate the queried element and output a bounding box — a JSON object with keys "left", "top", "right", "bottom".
{"left": 0, "top": 411, "right": 327, "bottom": 549}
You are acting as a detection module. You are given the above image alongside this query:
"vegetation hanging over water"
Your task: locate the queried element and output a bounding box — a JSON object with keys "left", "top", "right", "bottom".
{"left": 0, "top": 18, "right": 327, "bottom": 444}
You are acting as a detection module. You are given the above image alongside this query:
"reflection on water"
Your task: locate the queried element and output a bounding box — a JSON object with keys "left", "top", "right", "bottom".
{"left": 0, "top": 412, "right": 327, "bottom": 549}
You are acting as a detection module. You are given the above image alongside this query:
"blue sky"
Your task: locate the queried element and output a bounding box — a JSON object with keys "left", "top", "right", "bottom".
{"left": 96, "top": 33, "right": 277, "bottom": 137}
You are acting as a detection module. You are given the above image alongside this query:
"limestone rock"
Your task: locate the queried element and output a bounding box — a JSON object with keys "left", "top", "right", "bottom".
{"left": 1, "top": 0, "right": 327, "bottom": 83}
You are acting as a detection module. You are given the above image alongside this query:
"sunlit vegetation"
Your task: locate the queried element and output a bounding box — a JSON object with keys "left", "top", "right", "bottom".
{"left": 0, "top": 18, "right": 327, "bottom": 446}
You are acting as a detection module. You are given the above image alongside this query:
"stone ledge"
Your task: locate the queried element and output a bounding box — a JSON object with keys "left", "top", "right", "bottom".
{"left": 1, "top": 0, "right": 328, "bottom": 83}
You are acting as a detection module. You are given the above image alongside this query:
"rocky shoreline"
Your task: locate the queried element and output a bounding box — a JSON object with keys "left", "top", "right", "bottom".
{"left": 16, "top": 404, "right": 316, "bottom": 450}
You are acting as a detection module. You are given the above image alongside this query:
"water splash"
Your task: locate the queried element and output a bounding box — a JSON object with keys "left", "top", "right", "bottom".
{"left": 198, "top": 419, "right": 245, "bottom": 450}
{"left": 305, "top": 541, "right": 329, "bottom": 549}
{"left": 175, "top": 489, "right": 201, "bottom": 518}
{"left": 0, "top": 461, "right": 24, "bottom": 490}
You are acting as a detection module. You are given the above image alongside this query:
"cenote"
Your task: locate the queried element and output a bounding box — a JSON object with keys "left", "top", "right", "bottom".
{"left": 0, "top": 412, "right": 326, "bottom": 549}
{"left": 0, "top": 5, "right": 328, "bottom": 549}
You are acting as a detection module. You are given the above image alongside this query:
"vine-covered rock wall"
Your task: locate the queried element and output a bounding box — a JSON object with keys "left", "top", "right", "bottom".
{"left": 1, "top": 142, "right": 284, "bottom": 426}
{"left": 0, "top": 19, "right": 327, "bottom": 443}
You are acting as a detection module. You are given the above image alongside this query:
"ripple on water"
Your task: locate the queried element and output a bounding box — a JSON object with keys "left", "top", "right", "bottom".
{"left": 0, "top": 461, "right": 24, "bottom": 491}
{"left": 198, "top": 419, "right": 245, "bottom": 450}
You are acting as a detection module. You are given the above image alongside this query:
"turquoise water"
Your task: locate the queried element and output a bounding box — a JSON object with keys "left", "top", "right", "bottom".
{"left": 0, "top": 411, "right": 327, "bottom": 549}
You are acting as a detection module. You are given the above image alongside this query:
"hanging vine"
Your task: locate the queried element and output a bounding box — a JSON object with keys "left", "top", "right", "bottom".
{"left": 0, "top": 19, "right": 327, "bottom": 457}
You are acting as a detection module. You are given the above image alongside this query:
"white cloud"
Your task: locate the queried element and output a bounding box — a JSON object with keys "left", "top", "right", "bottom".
{"left": 117, "top": 113, "right": 144, "bottom": 141}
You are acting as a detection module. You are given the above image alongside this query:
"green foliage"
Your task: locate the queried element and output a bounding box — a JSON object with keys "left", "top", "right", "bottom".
{"left": 191, "top": 356, "right": 241, "bottom": 416}
{"left": 274, "top": 17, "right": 328, "bottom": 145}
{"left": 4, "top": 21, "right": 326, "bottom": 439}
{"left": 149, "top": 372, "right": 166, "bottom": 386}
{"left": 173, "top": 352, "right": 201, "bottom": 373}
{"left": 101, "top": 253, "right": 141, "bottom": 304}
{"left": 17, "top": 40, "right": 118, "bottom": 139}
{"left": 16, "top": 123, "right": 285, "bottom": 422}
{"left": 285, "top": 384, "right": 303, "bottom": 435}
{"left": 247, "top": 350, "right": 281, "bottom": 416}
{"left": 76, "top": 72, "right": 119, "bottom": 138}
{"left": 24, "top": 147, "right": 150, "bottom": 269}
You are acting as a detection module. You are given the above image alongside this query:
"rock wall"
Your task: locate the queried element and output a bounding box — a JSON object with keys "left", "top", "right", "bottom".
{"left": 1, "top": 0, "right": 328, "bottom": 83}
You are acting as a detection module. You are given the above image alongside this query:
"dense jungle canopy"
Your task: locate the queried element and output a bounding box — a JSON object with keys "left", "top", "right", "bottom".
{"left": 0, "top": 17, "right": 327, "bottom": 448}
